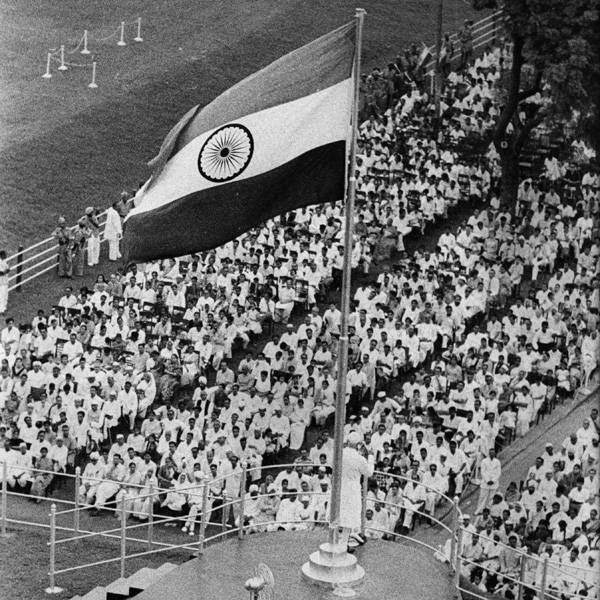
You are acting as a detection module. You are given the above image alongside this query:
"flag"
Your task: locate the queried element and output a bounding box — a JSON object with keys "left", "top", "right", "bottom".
{"left": 123, "top": 22, "right": 356, "bottom": 262}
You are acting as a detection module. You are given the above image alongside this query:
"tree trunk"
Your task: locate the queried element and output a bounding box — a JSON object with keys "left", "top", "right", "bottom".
{"left": 499, "top": 147, "right": 520, "bottom": 206}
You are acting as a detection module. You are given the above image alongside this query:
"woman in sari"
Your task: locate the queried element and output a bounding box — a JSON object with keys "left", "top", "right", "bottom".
{"left": 161, "top": 472, "right": 189, "bottom": 527}
{"left": 115, "top": 462, "right": 143, "bottom": 519}
{"left": 133, "top": 469, "right": 160, "bottom": 520}
{"left": 158, "top": 355, "right": 182, "bottom": 404}
{"left": 255, "top": 486, "right": 280, "bottom": 532}
{"left": 30, "top": 446, "right": 55, "bottom": 501}
{"left": 289, "top": 398, "right": 311, "bottom": 451}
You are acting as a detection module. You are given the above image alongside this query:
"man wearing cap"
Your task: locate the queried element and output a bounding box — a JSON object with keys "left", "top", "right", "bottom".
{"left": 79, "top": 451, "right": 106, "bottom": 505}
{"left": 93, "top": 454, "right": 126, "bottom": 512}
{"left": 9, "top": 442, "right": 33, "bottom": 489}
{"left": 476, "top": 448, "right": 501, "bottom": 514}
{"left": 335, "top": 431, "right": 374, "bottom": 550}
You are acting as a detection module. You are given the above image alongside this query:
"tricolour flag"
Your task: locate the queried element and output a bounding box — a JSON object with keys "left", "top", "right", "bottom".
{"left": 123, "top": 22, "right": 356, "bottom": 262}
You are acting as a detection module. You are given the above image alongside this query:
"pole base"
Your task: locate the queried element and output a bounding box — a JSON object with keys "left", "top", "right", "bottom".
{"left": 117, "top": 41, "right": 127, "bottom": 47}
{"left": 81, "top": 49, "right": 90, "bottom": 55}
{"left": 88, "top": 82, "right": 98, "bottom": 89}
{"left": 58, "top": 65, "right": 68, "bottom": 71}
{"left": 302, "top": 542, "right": 365, "bottom": 589}
{"left": 45, "top": 586, "right": 64, "bottom": 595}
{"left": 42, "top": 73, "right": 52, "bottom": 79}
{"left": 134, "top": 37, "right": 143, "bottom": 42}
{"left": 332, "top": 584, "right": 358, "bottom": 597}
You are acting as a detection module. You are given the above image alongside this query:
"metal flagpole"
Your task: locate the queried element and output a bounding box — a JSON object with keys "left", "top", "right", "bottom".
{"left": 328, "top": 6, "right": 366, "bottom": 547}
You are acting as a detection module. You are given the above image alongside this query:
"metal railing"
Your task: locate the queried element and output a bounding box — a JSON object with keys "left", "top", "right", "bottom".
{"left": 1, "top": 454, "right": 593, "bottom": 597}
{"left": 423, "top": 9, "right": 506, "bottom": 77}
{"left": 5, "top": 210, "right": 108, "bottom": 293}
{"left": 456, "top": 529, "right": 598, "bottom": 600}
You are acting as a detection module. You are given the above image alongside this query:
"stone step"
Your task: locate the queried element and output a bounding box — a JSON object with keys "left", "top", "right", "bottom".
{"left": 155, "top": 562, "right": 178, "bottom": 577}
{"left": 317, "top": 542, "right": 348, "bottom": 559}
{"left": 79, "top": 587, "right": 107, "bottom": 600}
{"left": 127, "top": 567, "right": 162, "bottom": 594}
{"left": 105, "top": 577, "right": 130, "bottom": 600}
{"left": 309, "top": 549, "right": 357, "bottom": 569}
{"left": 301, "top": 559, "right": 365, "bottom": 588}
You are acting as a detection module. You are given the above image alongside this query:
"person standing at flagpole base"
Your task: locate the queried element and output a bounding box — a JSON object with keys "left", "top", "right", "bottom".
{"left": 336, "top": 431, "right": 374, "bottom": 551}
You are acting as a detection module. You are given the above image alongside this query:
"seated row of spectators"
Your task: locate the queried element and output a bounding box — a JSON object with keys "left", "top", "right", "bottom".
{"left": 458, "top": 410, "right": 599, "bottom": 600}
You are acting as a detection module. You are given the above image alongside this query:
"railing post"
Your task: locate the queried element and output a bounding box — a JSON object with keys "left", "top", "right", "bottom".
{"left": 45, "top": 504, "right": 63, "bottom": 594}
{"left": 238, "top": 465, "right": 247, "bottom": 540}
{"left": 120, "top": 495, "right": 126, "bottom": 579}
{"left": 16, "top": 245, "right": 24, "bottom": 292}
{"left": 449, "top": 496, "right": 459, "bottom": 568}
{"left": 540, "top": 556, "right": 548, "bottom": 600}
{"left": 221, "top": 495, "right": 228, "bottom": 532}
{"left": 198, "top": 483, "right": 209, "bottom": 555}
{"left": 360, "top": 475, "right": 368, "bottom": 538}
{"left": 453, "top": 526, "right": 463, "bottom": 592}
{"left": 147, "top": 483, "right": 154, "bottom": 551}
{"left": 1, "top": 462, "right": 7, "bottom": 537}
{"left": 517, "top": 550, "right": 528, "bottom": 600}
{"left": 73, "top": 466, "right": 81, "bottom": 533}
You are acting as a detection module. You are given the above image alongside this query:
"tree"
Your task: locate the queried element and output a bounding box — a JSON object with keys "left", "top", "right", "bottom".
{"left": 473, "top": 0, "right": 600, "bottom": 204}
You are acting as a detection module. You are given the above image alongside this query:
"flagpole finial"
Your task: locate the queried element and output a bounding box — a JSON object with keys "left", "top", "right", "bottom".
{"left": 355, "top": 7, "right": 366, "bottom": 16}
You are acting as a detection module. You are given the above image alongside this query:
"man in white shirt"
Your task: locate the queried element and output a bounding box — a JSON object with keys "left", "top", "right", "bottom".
{"left": 0, "top": 251, "right": 9, "bottom": 314}
{"left": 476, "top": 447, "right": 501, "bottom": 514}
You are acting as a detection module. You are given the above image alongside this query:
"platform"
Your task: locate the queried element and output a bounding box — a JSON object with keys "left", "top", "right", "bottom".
{"left": 135, "top": 530, "right": 455, "bottom": 600}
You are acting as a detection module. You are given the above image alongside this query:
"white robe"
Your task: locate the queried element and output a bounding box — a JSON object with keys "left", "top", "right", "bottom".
{"left": 339, "top": 447, "right": 374, "bottom": 529}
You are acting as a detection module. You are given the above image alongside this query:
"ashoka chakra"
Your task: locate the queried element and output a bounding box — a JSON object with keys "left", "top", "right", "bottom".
{"left": 198, "top": 124, "right": 254, "bottom": 182}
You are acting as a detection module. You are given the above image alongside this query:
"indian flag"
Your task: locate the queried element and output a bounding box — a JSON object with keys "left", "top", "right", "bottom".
{"left": 123, "top": 22, "right": 356, "bottom": 262}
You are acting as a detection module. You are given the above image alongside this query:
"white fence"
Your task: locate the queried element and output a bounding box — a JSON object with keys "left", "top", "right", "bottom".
{"left": 5, "top": 209, "right": 108, "bottom": 294}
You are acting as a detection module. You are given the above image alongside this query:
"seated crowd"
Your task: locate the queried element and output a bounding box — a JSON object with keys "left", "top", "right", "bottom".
{"left": 0, "top": 34, "right": 597, "bottom": 596}
{"left": 458, "top": 411, "right": 598, "bottom": 600}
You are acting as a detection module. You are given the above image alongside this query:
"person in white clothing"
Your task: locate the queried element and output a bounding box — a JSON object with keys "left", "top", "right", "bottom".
{"left": 337, "top": 431, "right": 374, "bottom": 551}
{"left": 104, "top": 202, "right": 123, "bottom": 261}
{"left": 476, "top": 448, "right": 501, "bottom": 513}
{"left": 0, "top": 251, "right": 9, "bottom": 314}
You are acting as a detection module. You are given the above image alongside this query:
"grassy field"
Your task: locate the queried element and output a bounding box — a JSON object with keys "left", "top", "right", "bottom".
{"left": 0, "top": 0, "right": 480, "bottom": 252}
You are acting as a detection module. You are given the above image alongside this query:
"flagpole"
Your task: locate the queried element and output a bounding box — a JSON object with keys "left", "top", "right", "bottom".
{"left": 328, "top": 6, "right": 366, "bottom": 547}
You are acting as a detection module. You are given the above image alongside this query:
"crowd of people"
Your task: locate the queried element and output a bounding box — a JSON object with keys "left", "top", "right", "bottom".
{"left": 0, "top": 26, "right": 597, "bottom": 597}
{"left": 458, "top": 410, "right": 598, "bottom": 600}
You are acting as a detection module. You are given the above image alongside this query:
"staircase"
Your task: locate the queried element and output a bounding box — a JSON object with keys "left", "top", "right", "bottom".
{"left": 68, "top": 562, "right": 179, "bottom": 600}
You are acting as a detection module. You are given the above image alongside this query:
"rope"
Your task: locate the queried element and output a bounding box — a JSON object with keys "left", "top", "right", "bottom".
{"left": 66, "top": 33, "right": 85, "bottom": 54}
{"left": 91, "top": 26, "right": 120, "bottom": 42}
{"left": 63, "top": 60, "right": 94, "bottom": 68}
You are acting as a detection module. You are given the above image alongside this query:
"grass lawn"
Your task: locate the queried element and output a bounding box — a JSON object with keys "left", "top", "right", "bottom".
{"left": 0, "top": 0, "right": 481, "bottom": 252}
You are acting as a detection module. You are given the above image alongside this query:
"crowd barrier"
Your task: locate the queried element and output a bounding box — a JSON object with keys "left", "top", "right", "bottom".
{"left": 423, "top": 9, "right": 506, "bottom": 90}
{"left": 0, "top": 459, "right": 592, "bottom": 597}
{"left": 5, "top": 209, "right": 108, "bottom": 294}
{"left": 42, "top": 18, "right": 144, "bottom": 84}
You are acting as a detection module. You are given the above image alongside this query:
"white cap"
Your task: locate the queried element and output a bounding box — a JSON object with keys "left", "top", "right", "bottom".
{"left": 347, "top": 431, "right": 362, "bottom": 445}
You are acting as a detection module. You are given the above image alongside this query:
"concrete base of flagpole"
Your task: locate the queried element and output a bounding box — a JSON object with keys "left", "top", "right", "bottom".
{"left": 301, "top": 542, "right": 365, "bottom": 591}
